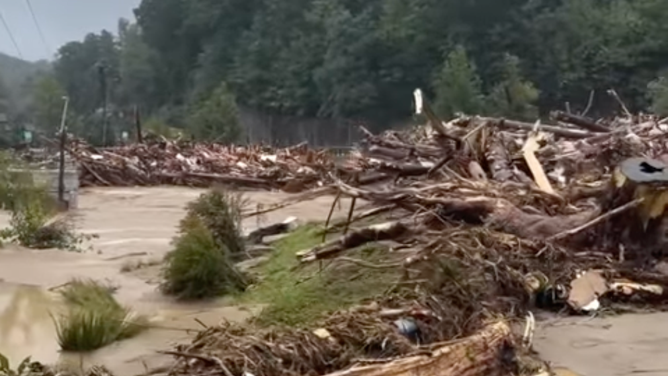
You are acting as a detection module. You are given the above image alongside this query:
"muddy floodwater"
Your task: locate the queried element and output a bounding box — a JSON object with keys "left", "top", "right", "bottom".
{"left": 0, "top": 187, "right": 358, "bottom": 375}
{"left": 0, "top": 187, "right": 667, "bottom": 376}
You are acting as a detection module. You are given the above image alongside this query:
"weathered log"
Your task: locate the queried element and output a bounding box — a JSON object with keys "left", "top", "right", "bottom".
{"left": 158, "top": 172, "right": 273, "bottom": 187}
{"left": 485, "top": 133, "right": 522, "bottom": 182}
{"left": 377, "top": 162, "right": 431, "bottom": 177}
{"left": 551, "top": 110, "right": 610, "bottom": 133}
{"left": 481, "top": 117, "right": 598, "bottom": 139}
{"left": 298, "top": 221, "right": 409, "bottom": 262}
{"left": 322, "top": 321, "right": 515, "bottom": 376}
{"left": 360, "top": 126, "right": 445, "bottom": 159}
{"left": 366, "top": 145, "right": 410, "bottom": 160}
{"left": 245, "top": 217, "right": 298, "bottom": 244}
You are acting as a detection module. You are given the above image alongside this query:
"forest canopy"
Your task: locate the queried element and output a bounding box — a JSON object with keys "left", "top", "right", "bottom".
{"left": 7, "top": 0, "right": 668, "bottom": 144}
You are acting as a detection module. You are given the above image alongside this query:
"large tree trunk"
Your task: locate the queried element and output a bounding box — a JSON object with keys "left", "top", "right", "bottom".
{"left": 321, "top": 321, "right": 515, "bottom": 376}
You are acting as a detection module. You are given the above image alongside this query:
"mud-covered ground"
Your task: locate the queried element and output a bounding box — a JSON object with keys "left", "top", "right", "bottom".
{"left": 0, "top": 187, "right": 665, "bottom": 376}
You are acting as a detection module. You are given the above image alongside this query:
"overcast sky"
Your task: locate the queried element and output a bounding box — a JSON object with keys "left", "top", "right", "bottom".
{"left": 0, "top": 0, "right": 140, "bottom": 62}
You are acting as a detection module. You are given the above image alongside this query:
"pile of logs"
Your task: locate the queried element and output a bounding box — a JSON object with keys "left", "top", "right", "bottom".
{"left": 157, "top": 91, "right": 668, "bottom": 376}
{"left": 68, "top": 140, "right": 341, "bottom": 192}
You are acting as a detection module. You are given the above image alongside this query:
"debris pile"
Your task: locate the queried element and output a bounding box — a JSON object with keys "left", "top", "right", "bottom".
{"left": 69, "top": 140, "right": 340, "bottom": 192}
{"left": 106, "top": 92, "right": 668, "bottom": 376}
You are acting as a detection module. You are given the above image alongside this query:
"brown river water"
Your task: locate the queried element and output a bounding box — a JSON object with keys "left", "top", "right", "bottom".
{"left": 1, "top": 186, "right": 668, "bottom": 376}
{"left": 0, "top": 187, "right": 357, "bottom": 375}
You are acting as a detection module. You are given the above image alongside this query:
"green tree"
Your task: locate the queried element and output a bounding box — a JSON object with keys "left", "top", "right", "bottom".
{"left": 486, "top": 54, "right": 539, "bottom": 120}
{"left": 187, "top": 83, "right": 241, "bottom": 142}
{"left": 118, "top": 21, "right": 160, "bottom": 111}
{"left": 33, "top": 75, "right": 66, "bottom": 134}
{"left": 433, "top": 46, "right": 484, "bottom": 119}
{"left": 54, "top": 31, "right": 120, "bottom": 116}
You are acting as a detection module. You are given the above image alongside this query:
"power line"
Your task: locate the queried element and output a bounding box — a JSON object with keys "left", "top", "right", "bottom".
{"left": 25, "top": 0, "right": 51, "bottom": 57}
{"left": 0, "top": 10, "right": 23, "bottom": 59}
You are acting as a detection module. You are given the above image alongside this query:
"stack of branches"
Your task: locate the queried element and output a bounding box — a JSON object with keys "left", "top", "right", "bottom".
{"left": 67, "top": 139, "right": 344, "bottom": 192}
{"left": 165, "top": 311, "right": 414, "bottom": 376}
{"left": 344, "top": 102, "right": 668, "bottom": 194}
{"left": 165, "top": 308, "right": 517, "bottom": 376}
{"left": 135, "top": 96, "right": 668, "bottom": 376}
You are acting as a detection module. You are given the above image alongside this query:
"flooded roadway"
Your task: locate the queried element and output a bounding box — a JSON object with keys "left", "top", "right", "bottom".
{"left": 2, "top": 186, "right": 667, "bottom": 376}
{"left": 0, "top": 187, "right": 357, "bottom": 375}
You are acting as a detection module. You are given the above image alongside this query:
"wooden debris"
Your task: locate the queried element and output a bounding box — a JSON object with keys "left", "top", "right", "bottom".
{"left": 298, "top": 221, "right": 409, "bottom": 262}
{"left": 245, "top": 217, "right": 299, "bottom": 244}
{"left": 322, "top": 321, "right": 514, "bottom": 376}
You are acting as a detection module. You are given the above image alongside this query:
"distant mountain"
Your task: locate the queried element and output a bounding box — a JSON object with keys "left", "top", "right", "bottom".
{"left": 0, "top": 53, "right": 51, "bottom": 115}
{"left": 0, "top": 52, "right": 50, "bottom": 92}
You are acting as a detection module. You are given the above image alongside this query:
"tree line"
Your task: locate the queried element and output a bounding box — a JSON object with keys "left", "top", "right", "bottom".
{"left": 5, "top": 0, "right": 668, "bottom": 145}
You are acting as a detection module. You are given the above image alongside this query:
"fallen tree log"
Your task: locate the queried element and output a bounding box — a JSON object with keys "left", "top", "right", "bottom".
{"left": 298, "top": 220, "right": 409, "bottom": 262}
{"left": 551, "top": 110, "right": 611, "bottom": 133}
{"left": 245, "top": 217, "right": 298, "bottom": 244}
{"left": 321, "top": 321, "right": 515, "bottom": 376}
{"left": 470, "top": 117, "right": 598, "bottom": 139}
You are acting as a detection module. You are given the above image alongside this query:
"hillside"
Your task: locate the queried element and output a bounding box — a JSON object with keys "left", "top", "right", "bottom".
{"left": 0, "top": 52, "right": 50, "bottom": 90}
{"left": 0, "top": 52, "right": 51, "bottom": 113}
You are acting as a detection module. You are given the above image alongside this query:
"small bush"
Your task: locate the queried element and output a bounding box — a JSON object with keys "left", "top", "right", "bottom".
{"left": 161, "top": 215, "right": 248, "bottom": 300}
{"left": 54, "top": 279, "right": 146, "bottom": 352}
{"left": 0, "top": 156, "right": 89, "bottom": 251}
{"left": 0, "top": 204, "right": 89, "bottom": 251}
{"left": 186, "top": 188, "right": 247, "bottom": 259}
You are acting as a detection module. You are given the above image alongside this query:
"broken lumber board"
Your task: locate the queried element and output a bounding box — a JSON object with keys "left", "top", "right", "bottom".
{"left": 321, "top": 321, "right": 514, "bottom": 376}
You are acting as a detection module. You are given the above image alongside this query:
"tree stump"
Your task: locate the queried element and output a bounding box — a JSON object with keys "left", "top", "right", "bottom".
{"left": 598, "top": 157, "right": 668, "bottom": 259}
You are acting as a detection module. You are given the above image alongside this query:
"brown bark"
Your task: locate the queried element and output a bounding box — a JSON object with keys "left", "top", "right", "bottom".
{"left": 482, "top": 117, "right": 597, "bottom": 139}
{"left": 321, "top": 321, "right": 515, "bottom": 376}
{"left": 551, "top": 110, "right": 611, "bottom": 133}
{"left": 298, "top": 221, "right": 409, "bottom": 262}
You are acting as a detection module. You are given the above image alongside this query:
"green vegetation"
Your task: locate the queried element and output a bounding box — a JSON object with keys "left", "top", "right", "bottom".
{"left": 185, "top": 188, "right": 247, "bottom": 259}
{"left": 187, "top": 82, "right": 241, "bottom": 142}
{"left": 5, "top": 0, "right": 668, "bottom": 146}
{"left": 243, "top": 225, "right": 401, "bottom": 327}
{"left": 54, "top": 279, "right": 146, "bottom": 352}
{"left": 433, "top": 45, "right": 484, "bottom": 119}
{"left": 161, "top": 188, "right": 249, "bottom": 300}
{"left": 0, "top": 154, "right": 88, "bottom": 251}
{"left": 161, "top": 215, "right": 248, "bottom": 299}
{"left": 0, "top": 352, "right": 36, "bottom": 376}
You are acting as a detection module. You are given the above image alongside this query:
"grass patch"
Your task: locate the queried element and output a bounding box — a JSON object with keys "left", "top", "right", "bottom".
{"left": 243, "top": 225, "right": 401, "bottom": 327}
{"left": 54, "top": 279, "right": 147, "bottom": 352}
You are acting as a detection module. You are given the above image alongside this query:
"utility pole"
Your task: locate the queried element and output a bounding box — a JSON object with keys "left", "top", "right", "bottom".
{"left": 58, "top": 96, "right": 69, "bottom": 207}
{"left": 97, "top": 62, "right": 108, "bottom": 146}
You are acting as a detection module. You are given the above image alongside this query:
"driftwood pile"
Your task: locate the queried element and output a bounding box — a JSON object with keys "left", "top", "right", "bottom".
{"left": 162, "top": 93, "right": 668, "bottom": 376}
{"left": 68, "top": 140, "right": 340, "bottom": 192}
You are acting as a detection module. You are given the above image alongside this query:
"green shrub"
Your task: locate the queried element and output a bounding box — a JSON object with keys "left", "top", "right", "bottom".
{"left": 59, "top": 279, "right": 119, "bottom": 307}
{"left": 186, "top": 188, "right": 247, "bottom": 259}
{"left": 0, "top": 203, "right": 88, "bottom": 251}
{"left": 53, "top": 279, "right": 146, "bottom": 351}
{"left": 0, "top": 153, "right": 88, "bottom": 251}
{"left": 161, "top": 215, "right": 248, "bottom": 300}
